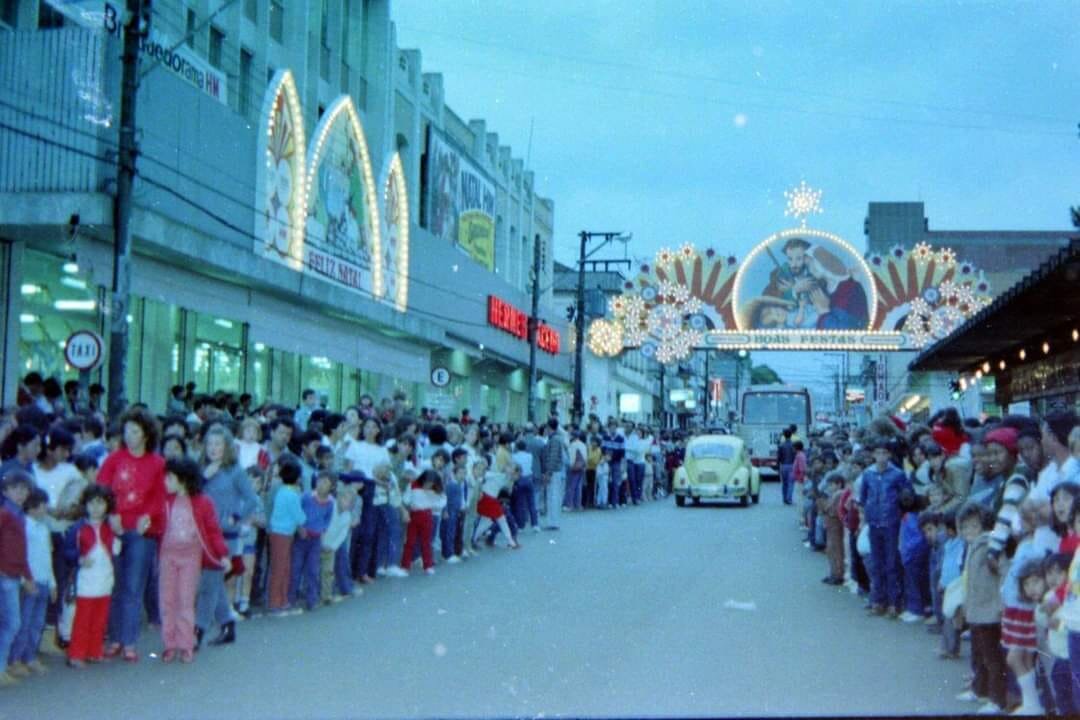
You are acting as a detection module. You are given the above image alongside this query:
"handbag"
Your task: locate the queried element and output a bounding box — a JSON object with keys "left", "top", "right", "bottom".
{"left": 856, "top": 523, "right": 871, "bottom": 556}
{"left": 943, "top": 573, "right": 966, "bottom": 620}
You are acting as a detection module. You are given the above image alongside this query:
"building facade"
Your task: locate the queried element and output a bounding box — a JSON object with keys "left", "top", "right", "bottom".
{"left": 551, "top": 262, "right": 662, "bottom": 425}
{"left": 864, "top": 201, "right": 1073, "bottom": 420}
{"left": 0, "top": 0, "right": 571, "bottom": 421}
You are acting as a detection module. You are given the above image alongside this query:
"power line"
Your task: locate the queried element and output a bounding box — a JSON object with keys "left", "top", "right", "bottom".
{"left": 397, "top": 23, "right": 1073, "bottom": 128}
{"left": 438, "top": 58, "right": 1074, "bottom": 139}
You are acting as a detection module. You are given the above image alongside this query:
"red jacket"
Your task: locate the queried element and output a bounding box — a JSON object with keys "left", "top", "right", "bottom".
{"left": 164, "top": 494, "right": 229, "bottom": 570}
{"left": 97, "top": 448, "right": 167, "bottom": 537}
{"left": 75, "top": 520, "right": 117, "bottom": 558}
{"left": 0, "top": 500, "right": 31, "bottom": 581}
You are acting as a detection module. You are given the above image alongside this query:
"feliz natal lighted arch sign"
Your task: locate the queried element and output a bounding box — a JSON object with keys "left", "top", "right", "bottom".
{"left": 587, "top": 182, "right": 994, "bottom": 363}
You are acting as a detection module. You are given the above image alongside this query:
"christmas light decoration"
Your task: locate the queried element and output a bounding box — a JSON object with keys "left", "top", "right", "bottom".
{"left": 783, "top": 181, "right": 823, "bottom": 227}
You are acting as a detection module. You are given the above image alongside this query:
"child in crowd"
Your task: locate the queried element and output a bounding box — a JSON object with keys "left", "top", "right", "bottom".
{"left": 821, "top": 472, "right": 845, "bottom": 585}
{"left": 471, "top": 461, "right": 520, "bottom": 551}
{"left": 7, "top": 488, "right": 55, "bottom": 677}
{"left": 267, "top": 459, "right": 305, "bottom": 616}
{"left": 291, "top": 471, "right": 335, "bottom": 611}
{"left": 898, "top": 490, "right": 931, "bottom": 623}
{"left": 792, "top": 440, "right": 807, "bottom": 524}
{"left": 442, "top": 462, "right": 464, "bottom": 564}
{"left": 1006, "top": 559, "right": 1049, "bottom": 714}
{"left": 401, "top": 469, "right": 446, "bottom": 575}
{"left": 956, "top": 502, "right": 1007, "bottom": 713}
{"left": 321, "top": 481, "right": 359, "bottom": 603}
{"left": 463, "top": 459, "right": 486, "bottom": 557}
{"left": 1039, "top": 553, "right": 1072, "bottom": 714}
{"left": 1000, "top": 497, "right": 1054, "bottom": 714}
{"left": 937, "top": 511, "right": 965, "bottom": 658}
{"left": 0, "top": 472, "right": 34, "bottom": 685}
{"left": 371, "top": 462, "right": 405, "bottom": 579}
{"left": 65, "top": 484, "right": 118, "bottom": 669}
{"left": 160, "top": 457, "right": 228, "bottom": 663}
{"left": 919, "top": 511, "right": 943, "bottom": 631}
{"left": 595, "top": 452, "right": 611, "bottom": 509}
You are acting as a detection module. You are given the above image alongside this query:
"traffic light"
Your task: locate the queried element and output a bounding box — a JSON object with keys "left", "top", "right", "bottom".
{"left": 566, "top": 305, "right": 576, "bottom": 322}
{"left": 949, "top": 379, "right": 962, "bottom": 400}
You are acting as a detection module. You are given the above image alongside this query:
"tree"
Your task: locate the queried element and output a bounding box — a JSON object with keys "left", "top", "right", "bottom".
{"left": 750, "top": 364, "right": 783, "bottom": 385}
{"left": 1071, "top": 205, "right": 1079, "bottom": 229}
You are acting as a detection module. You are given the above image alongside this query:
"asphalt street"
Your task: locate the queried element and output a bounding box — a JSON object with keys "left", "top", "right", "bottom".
{"left": 3, "top": 486, "right": 974, "bottom": 718}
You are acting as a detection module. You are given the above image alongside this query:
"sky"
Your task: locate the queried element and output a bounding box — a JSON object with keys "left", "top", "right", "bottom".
{"left": 392, "top": 1, "right": 1080, "bottom": 393}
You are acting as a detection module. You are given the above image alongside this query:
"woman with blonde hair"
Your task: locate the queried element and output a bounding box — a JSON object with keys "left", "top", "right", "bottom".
{"left": 195, "top": 424, "right": 260, "bottom": 648}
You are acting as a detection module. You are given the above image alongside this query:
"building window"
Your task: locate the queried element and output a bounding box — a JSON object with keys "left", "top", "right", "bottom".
{"left": 186, "top": 9, "right": 196, "bottom": 48}
{"left": 243, "top": 0, "right": 257, "bottom": 22}
{"left": 209, "top": 27, "right": 225, "bottom": 70}
{"left": 3, "top": 0, "right": 19, "bottom": 27}
{"left": 239, "top": 48, "right": 254, "bottom": 117}
{"left": 319, "top": 0, "right": 331, "bottom": 80}
{"left": 269, "top": 0, "right": 284, "bottom": 42}
{"left": 38, "top": 1, "right": 65, "bottom": 28}
{"left": 17, "top": 250, "right": 101, "bottom": 383}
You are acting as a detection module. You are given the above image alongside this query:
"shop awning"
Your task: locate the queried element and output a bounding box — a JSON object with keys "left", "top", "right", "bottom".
{"left": 909, "top": 238, "right": 1080, "bottom": 372}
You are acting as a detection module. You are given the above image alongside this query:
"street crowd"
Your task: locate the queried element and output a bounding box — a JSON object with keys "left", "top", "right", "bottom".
{"left": 784, "top": 406, "right": 1080, "bottom": 715}
{"left": 0, "top": 372, "right": 683, "bottom": 686}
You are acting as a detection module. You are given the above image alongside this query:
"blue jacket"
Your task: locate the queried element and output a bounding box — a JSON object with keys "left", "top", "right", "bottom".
{"left": 300, "top": 492, "right": 334, "bottom": 535}
{"left": 203, "top": 464, "right": 260, "bottom": 537}
{"left": 939, "top": 536, "right": 966, "bottom": 589}
{"left": 269, "top": 485, "right": 306, "bottom": 535}
{"left": 899, "top": 512, "right": 928, "bottom": 565}
{"left": 859, "top": 462, "right": 910, "bottom": 528}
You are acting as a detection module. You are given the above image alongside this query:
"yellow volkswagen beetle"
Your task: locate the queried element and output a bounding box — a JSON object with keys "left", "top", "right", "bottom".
{"left": 673, "top": 434, "right": 761, "bottom": 507}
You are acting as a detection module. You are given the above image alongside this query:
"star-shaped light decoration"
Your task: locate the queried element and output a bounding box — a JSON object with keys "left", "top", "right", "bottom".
{"left": 783, "top": 181, "right": 823, "bottom": 228}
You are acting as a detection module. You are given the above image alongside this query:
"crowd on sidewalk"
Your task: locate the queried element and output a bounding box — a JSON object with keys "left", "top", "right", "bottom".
{"left": 0, "top": 372, "right": 686, "bottom": 688}
{"left": 784, "top": 407, "right": 1080, "bottom": 715}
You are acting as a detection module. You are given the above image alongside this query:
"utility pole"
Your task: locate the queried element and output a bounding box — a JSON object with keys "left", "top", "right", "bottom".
{"left": 108, "top": 0, "right": 149, "bottom": 420}
{"left": 573, "top": 230, "right": 630, "bottom": 425}
{"left": 526, "top": 234, "right": 542, "bottom": 423}
{"left": 702, "top": 349, "right": 710, "bottom": 426}
{"left": 658, "top": 362, "right": 665, "bottom": 429}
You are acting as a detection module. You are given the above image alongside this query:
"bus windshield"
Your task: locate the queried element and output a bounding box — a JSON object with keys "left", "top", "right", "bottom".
{"left": 742, "top": 393, "right": 809, "bottom": 426}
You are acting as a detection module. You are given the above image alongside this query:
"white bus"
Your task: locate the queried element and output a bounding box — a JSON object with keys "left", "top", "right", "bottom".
{"left": 737, "top": 385, "right": 812, "bottom": 481}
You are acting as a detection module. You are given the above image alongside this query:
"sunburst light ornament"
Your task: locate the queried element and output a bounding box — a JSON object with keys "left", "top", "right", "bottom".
{"left": 783, "top": 181, "right": 823, "bottom": 228}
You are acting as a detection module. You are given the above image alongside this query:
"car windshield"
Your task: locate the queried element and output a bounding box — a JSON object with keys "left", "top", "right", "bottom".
{"left": 689, "top": 443, "right": 736, "bottom": 460}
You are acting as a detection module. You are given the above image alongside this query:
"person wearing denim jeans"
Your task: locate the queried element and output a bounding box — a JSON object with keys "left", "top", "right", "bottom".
{"left": 289, "top": 531, "right": 322, "bottom": 610}
{"left": 777, "top": 430, "right": 796, "bottom": 505}
{"left": 511, "top": 475, "right": 539, "bottom": 529}
{"left": 540, "top": 420, "right": 567, "bottom": 530}
{"left": 860, "top": 443, "right": 910, "bottom": 614}
{"left": 108, "top": 532, "right": 157, "bottom": 651}
{"left": 0, "top": 575, "right": 22, "bottom": 681}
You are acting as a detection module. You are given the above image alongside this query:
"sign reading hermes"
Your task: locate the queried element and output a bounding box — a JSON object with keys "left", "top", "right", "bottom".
{"left": 487, "top": 296, "right": 560, "bottom": 354}
{"left": 586, "top": 182, "right": 996, "bottom": 362}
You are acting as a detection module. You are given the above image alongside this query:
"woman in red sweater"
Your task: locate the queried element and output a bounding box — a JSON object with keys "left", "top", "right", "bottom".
{"left": 95, "top": 407, "right": 165, "bottom": 663}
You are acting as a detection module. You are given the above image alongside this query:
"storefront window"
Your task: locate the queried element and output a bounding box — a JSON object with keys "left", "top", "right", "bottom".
{"left": 249, "top": 341, "right": 271, "bottom": 406}
{"left": 300, "top": 355, "right": 341, "bottom": 410}
{"left": 188, "top": 312, "right": 244, "bottom": 394}
{"left": 18, "top": 250, "right": 101, "bottom": 381}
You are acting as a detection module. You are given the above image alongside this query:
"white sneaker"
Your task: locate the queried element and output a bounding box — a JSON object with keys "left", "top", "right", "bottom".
{"left": 424, "top": 568, "right": 435, "bottom": 576}
{"left": 446, "top": 555, "right": 462, "bottom": 564}
{"left": 350, "top": 587, "right": 364, "bottom": 597}
{"left": 975, "top": 702, "right": 1003, "bottom": 714}
{"left": 1010, "top": 703, "right": 1044, "bottom": 716}
{"left": 376, "top": 567, "right": 387, "bottom": 577}
{"left": 532, "top": 526, "right": 542, "bottom": 534}
{"left": 387, "top": 566, "right": 408, "bottom": 578}
{"left": 899, "top": 611, "right": 922, "bottom": 623}
{"left": 955, "top": 690, "right": 982, "bottom": 702}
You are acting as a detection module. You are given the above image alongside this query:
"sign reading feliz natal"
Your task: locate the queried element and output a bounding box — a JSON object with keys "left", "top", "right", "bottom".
{"left": 587, "top": 182, "right": 996, "bottom": 363}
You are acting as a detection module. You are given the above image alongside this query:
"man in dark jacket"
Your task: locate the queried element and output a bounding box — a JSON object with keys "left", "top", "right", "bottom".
{"left": 777, "top": 429, "right": 796, "bottom": 505}
{"left": 859, "top": 439, "right": 911, "bottom": 617}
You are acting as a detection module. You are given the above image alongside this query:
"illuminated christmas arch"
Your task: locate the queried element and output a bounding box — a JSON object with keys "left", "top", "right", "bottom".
{"left": 255, "top": 70, "right": 306, "bottom": 271}
{"left": 587, "top": 182, "right": 994, "bottom": 362}
{"left": 382, "top": 151, "right": 410, "bottom": 311}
